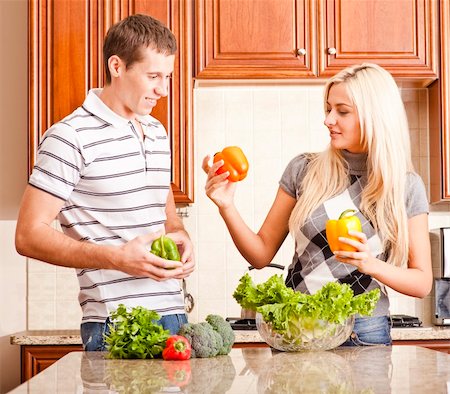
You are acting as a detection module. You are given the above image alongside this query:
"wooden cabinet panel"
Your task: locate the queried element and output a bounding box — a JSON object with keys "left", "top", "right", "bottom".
{"left": 393, "top": 340, "right": 450, "bottom": 354}
{"left": 196, "top": 0, "right": 316, "bottom": 78}
{"left": 319, "top": 0, "right": 438, "bottom": 81}
{"left": 21, "top": 345, "right": 83, "bottom": 383}
{"left": 29, "top": 0, "right": 194, "bottom": 203}
{"left": 430, "top": 1, "right": 450, "bottom": 202}
{"left": 195, "top": 0, "right": 438, "bottom": 83}
{"left": 232, "top": 342, "right": 269, "bottom": 348}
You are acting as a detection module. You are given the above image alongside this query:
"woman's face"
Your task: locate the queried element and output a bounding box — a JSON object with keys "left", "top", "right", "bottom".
{"left": 324, "top": 83, "right": 365, "bottom": 153}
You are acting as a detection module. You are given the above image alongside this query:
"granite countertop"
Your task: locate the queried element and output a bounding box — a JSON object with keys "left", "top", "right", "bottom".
{"left": 11, "top": 330, "right": 83, "bottom": 346}
{"left": 10, "top": 325, "right": 450, "bottom": 346}
{"left": 9, "top": 346, "right": 450, "bottom": 393}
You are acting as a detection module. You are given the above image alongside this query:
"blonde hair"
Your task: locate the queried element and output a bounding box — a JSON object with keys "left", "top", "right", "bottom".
{"left": 288, "top": 63, "right": 414, "bottom": 267}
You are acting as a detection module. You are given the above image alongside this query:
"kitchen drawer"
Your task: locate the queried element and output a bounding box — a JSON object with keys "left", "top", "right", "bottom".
{"left": 393, "top": 340, "right": 450, "bottom": 354}
{"left": 21, "top": 345, "right": 83, "bottom": 382}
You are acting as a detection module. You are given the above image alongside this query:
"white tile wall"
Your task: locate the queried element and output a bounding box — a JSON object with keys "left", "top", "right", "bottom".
{"left": 0, "top": 221, "right": 27, "bottom": 392}
{"left": 26, "top": 84, "right": 450, "bottom": 328}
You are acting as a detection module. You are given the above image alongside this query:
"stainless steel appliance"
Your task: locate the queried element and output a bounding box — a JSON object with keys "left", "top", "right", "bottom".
{"left": 433, "top": 280, "right": 450, "bottom": 325}
{"left": 433, "top": 228, "right": 450, "bottom": 325}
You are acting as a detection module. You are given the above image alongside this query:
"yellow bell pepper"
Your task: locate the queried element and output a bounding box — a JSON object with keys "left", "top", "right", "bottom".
{"left": 325, "top": 209, "right": 362, "bottom": 252}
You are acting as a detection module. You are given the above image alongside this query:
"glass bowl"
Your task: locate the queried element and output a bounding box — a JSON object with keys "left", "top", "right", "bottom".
{"left": 257, "top": 351, "right": 354, "bottom": 392}
{"left": 256, "top": 312, "right": 355, "bottom": 352}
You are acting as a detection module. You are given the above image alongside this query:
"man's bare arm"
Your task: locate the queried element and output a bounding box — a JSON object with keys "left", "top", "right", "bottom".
{"left": 15, "top": 185, "right": 183, "bottom": 280}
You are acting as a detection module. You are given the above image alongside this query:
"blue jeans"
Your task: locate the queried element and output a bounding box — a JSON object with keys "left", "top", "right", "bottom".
{"left": 80, "top": 313, "right": 188, "bottom": 351}
{"left": 340, "top": 315, "right": 392, "bottom": 346}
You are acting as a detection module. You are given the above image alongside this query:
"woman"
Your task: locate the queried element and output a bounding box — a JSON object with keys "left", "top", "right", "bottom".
{"left": 202, "top": 63, "right": 432, "bottom": 346}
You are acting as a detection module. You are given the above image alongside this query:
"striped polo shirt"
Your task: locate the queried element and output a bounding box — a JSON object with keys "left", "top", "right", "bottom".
{"left": 29, "top": 89, "right": 185, "bottom": 323}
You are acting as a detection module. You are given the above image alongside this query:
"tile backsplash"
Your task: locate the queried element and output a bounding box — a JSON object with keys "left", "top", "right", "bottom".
{"left": 27, "top": 83, "right": 450, "bottom": 329}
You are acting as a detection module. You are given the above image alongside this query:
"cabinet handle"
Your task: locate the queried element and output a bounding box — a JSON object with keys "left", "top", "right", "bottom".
{"left": 327, "top": 47, "right": 337, "bottom": 55}
{"left": 296, "top": 48, "right": 306, "bottom": 56}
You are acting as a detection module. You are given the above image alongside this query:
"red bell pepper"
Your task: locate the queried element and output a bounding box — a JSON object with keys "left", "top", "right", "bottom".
{"left": 213, "top": 146, "right": 249, "bottom": 182}
{"left": 162, "top": 335, "right": 192, "bottom": 360}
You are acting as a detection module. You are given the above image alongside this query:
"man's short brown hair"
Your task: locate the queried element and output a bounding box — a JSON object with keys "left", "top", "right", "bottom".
{"left": 103, "top": 14, "right": 177, "bottom": 84}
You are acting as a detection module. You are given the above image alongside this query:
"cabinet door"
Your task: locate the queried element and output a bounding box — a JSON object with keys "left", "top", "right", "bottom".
{"left": 430, "top": 0, "right": 450, "bottom": 202}
{"left": 21, "top": 345, "right": 83, "bottom": 382}
{"left": 393, "top": 340, "right": 450, "bottom": 354}
{"left": 319, "top": 0, "right": 438, "bottom": 82}
{"left": 196, "top": 0, "right": 316, "bottom": 78}
{"left": 29, "top": 0, "right": 193, "bottom": 203}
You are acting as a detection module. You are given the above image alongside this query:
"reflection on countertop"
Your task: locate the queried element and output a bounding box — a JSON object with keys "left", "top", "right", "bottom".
{"left": 10, "top": 325, "right": 450, "bottom": 346}
{"left": 8, "top": 346, "right": 450, "bottom": 393}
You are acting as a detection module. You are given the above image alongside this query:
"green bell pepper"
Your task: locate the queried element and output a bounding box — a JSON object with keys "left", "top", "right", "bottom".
{"left": 150, "top": 235, "right": 181, "bottom": 262}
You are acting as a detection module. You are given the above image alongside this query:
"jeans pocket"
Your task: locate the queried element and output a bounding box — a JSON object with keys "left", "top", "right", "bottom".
{"left": 159, "top": 314, "right": 188, "bottom": 335}
{"left": 350, "top": 317, "right": 392, "bottom": 346}
{"left": 81, "top": 319, "right": 110, "bottom": 351}
{"left": 177, "top": 313, "right": 188, "bottom": 327}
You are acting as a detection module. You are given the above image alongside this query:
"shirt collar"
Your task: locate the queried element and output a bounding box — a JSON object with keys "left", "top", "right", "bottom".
{"left": 82, "top": 89, "right": 128, "bottom": 129}
{"left": 82, "top": 89, "right": 161, "bottom": 138}
{"left": 135, "top": 116, "right": 161, "bottom": 141}
{"left": 341, "top": 149, "right": 368, "bottom": 175}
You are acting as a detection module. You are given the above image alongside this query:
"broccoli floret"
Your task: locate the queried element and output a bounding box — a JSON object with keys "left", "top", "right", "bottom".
{"left": 178, "top": 322, "right": 223, "bottom": 358}
{"left": 205, "top": 314, "right": 235, "bottom": 355}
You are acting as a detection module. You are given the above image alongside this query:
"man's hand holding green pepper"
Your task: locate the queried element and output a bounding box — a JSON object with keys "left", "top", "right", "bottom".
{"left": 113, "top": 232, "right": 184, "bottom": 280}
{"left": 151, "top": 235, "right": 181, "bottom": 263}
{"left": 147, "top": 231, "right": 195, "bottom": 277}
{"left": 149, "top": 233, "right": 195, "bottom": 279}
{"left": 163, "top": 231, "right": 196, "bottom": 279}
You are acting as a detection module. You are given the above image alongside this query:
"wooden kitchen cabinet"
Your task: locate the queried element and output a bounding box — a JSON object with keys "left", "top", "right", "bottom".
{"left": 21, "top": 345, "right": 83, "bottom": 383}
{"left": 319, "top": 0, "right": 438, "bottom": 81}
{"left": 196, "top": 0, "right": 316, "bottom": 78}
{"left": 29, "top": 0, "right": 194, "bottom": 203}
{"left": 430, "top": 1, "right": 450, "bottom": 202}
{"left": 393, "top": 340, "right": 450, "bottom": 354}
{"left": 233, "top": 342, "right": 269, "bottom": 348}
{"left": 195, "top": 0, "right": 438, "bottom": 82}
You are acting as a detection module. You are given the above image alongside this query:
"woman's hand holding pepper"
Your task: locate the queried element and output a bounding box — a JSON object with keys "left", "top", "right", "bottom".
{"left": 202, "top": 155, "right": 237, "bottom": 210}
{"left": 333, "top": 230, "right": 376, "bottom": 275}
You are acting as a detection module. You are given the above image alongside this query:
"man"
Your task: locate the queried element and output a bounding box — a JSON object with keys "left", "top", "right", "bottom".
{"left": 15, "top": 14, "right": 194, "bottom": 350}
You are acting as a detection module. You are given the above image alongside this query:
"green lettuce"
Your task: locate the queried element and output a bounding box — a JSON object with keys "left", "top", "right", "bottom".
{"left": 233, "top": 273, "right": 380, "bottom": 334}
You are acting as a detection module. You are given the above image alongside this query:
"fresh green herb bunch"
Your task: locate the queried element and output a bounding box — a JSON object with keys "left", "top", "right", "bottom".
{"left": 105, "top": 304, "right": 170, "bottom": 359}
{"left": 233, "top": 273, "right": 380, "bottom": 335}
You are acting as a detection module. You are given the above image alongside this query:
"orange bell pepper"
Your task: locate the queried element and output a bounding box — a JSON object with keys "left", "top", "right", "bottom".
{"left": 325, "top": 209, "right": 362, "bottom": 252}
{"left": 213, "top": 146, "right": 249, "bottom": 182}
